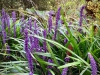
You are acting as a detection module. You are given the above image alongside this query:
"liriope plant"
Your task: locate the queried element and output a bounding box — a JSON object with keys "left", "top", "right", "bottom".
{"left": 0, "top": 5, "right": 99, "bottom": 75}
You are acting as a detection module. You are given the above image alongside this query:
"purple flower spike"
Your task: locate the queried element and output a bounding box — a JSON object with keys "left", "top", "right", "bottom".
{"left": 65, "top": 57, "right": 70, "bottom": 62}
{"left": 61, "top": 57, "right": 70, "bottom": 75}
{"left": 48, "top": 11, "right": 53, "bottom": 32}
{"left": 64, "top": 31, "right": 68, "bottom": 45}
{"left": 1, "top": 8, "right": 6, "bottom": 18}
{"left": 6, "top": 14, "right": 10, "bottom": 32}
{"left": 78, "top": 28, "right": 82, "bottom": 33}
{"left": 12, "top": 11, "right": 16, "bottom": 37}
{"left": 64, "top": 38, "right": 68, "bottom": 45}
{"left": 2, "top": 30, "right": 7, "bottom": 44}
{"left": 24, "top": 29, "right": 33, "bottom": 74}
{"left": 30, "top": 35, "right": 33, "bottom": 45}
{"left": 1, "top": 18, "right": 5, "bottom": 31}
{"left": 20, "top": 14, "right": 25, "bottom": 33}
{"left": 24, "top": 28, "right": 29, "bottom": 57}
{"left": 43, "top": 30, "right": 47, "bottom": 38}
{"left": 49, "top": 10, "right": 55, "bottom": 16}
{"left": 48, "top": 59, "right": 53, "bottom": 68}
{"left": 1, "top": 9, "right": 6, "bottom": 28}
{"left": 53, "top": 7, "right": 61, "bottom": 40}
{"left": 30, "top": 41, "right": 34, "bottom": 52}
{"left": 34, "top": 20, "right": 39, "bottom": 52}
{"left": 79, "top": 6, "right": 85, "bottom": 26}
{"left": 12, "top": 11, "right": 16, "bottom": 22}
{"left": 21, "top": 14, "right": 24, "bottom": 22}
{"left": 28, "top": 18, "right": 32, "bottom": 30}
{"left": 34, "top": 20, "right": 37, "bottom": 30}
{"left": 88, "top": 53, "right": 97, "bottom": 75}
{"left": 48, "top": 59, "right": 53, "bottom": 75}
{"left": 28, "top": 18, "right": 33, "bottom": 44}
{"left": 56, "top": 7, "right": 61, "bottom": 25}
{"left": 2, "top": 8, "right": 5, "bottom": 15}
{"left": 62, "top": 67, "right": 68, "bottom": 75}
{"left": 34, "top": 37, "right": 39, "bottom": 52}
{"left": 34, "top": 20, "right": 38, "bottom": 34}
{"left": 69, "top": 22, "right": 72, "bottom": 25}
{"left": 48, "top": 71, "right": 52, "bottom": 75}
{"left": 29, "top": 71, "right": 33, "bottom": 75}
{"left": 43, "top": 30, "right": 47, "bottom": 53}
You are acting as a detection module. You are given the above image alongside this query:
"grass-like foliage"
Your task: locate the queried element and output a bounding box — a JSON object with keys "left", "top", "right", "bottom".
{"left": 0, "top": 6, "right": 100, "bottom": 75}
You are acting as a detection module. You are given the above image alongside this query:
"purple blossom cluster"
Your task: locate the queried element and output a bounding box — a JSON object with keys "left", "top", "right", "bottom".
{"left": 53, "top": 7, "right": 61, "bottom": 40}
{"left": 1, "top": 9, "right": 10, "bottom": 52}
{"left": 24, "top": 29, "right": 33, "bottom": 75}
{"left": 48, "top": 11, "right": 53, "bottom": 33}
{"left": 6, "top": 14, "right": 10, "bottom": 32}
{"left": 88, "top": 53, "right": 97, "bottom": 75}
{"left": 61, "top": 57, "right": 70, "bottom": 75}
{"left": 79, "top": 6, "right": 85, "bottom": 26}
{"left": 20, "top": 14, "right": 25, "bottom": 33}
{"left": 43, "top": 29, "right": 47, "bottom": 53}
{"left": 2, "top": 30, "right": 7, "bottom": 44}
{"left": 12, "top": 11, "right": 16, "bottom": 37}
{"left": 1, "top": 9, "right": 7, "bottom": 44}
{"left": 78, "top": 6, "right": 85, "bottom": 32}
{"left": 47, "top": 59, "right": 53, "bottom": 75}
{"left": 0, "top": 9, "right": 17, "bottom": 54}
{"left": 33, "top": 20, "right": 39, "bottom": 52}
{"left": 64, "top": 31, "right": 68, "bottom": 45}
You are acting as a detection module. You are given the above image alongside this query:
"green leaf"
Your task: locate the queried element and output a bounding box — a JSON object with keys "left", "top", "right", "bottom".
{"left": 31, "top": 53, "right": 57, "bottom": 66}
{"left": 80, "top": 66, "right": 89, "bottom": 75}
{"left": 47, "top": 42, "right": 59, "bottom": 66}
{"left": 58, "top": 61, "right": 81, "bottom": 69}
{"left": 48, "top": 69, "right": 55, "bottom": 75}
{"left": 34, "top": 52, "right": 51, "bottom": 57}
